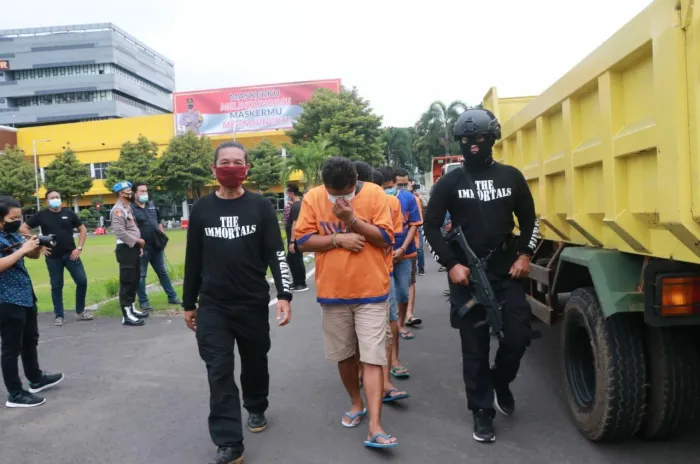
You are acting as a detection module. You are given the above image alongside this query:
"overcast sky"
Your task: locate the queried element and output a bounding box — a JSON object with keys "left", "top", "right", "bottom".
{"left": 2, "top": 0, "right": 652, "bottom": 127}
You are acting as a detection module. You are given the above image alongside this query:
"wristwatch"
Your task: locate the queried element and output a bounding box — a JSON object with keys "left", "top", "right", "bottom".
{"left": 77, "top": 246, "right": 83, "bottom": 251}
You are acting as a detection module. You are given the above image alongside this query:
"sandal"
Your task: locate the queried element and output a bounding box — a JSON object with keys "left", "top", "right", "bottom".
{"left": 341, "top": 408, "right": 367, "bottom": 428}
{"left": 382, "top": 389, "right": 410, "bottom": 403}
{"left": 364, "top": 433, "right": 398, "bottom": 449}
{"left": 405, "top": 317, "right": 422, "bottom": 327}
{"left": 399, "top": 331, "right": 415, "bottom": 340}
{"left": 390, "top": 366, "right": 410, "bottom": 378}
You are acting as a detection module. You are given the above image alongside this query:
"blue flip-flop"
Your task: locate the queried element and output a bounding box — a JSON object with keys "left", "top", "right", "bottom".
{"left": 342, "top": 408, "right": 367, "bottom": 428}
{"left": 382, "top": 389, "right": 410, "bottom": 403}
{"left": 364, "top": 433, "right": 398, "bottom": 449}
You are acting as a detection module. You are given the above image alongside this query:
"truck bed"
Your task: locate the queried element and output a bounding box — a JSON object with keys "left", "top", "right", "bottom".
{"left": 483, "top": 0, "right": 700, "bottom": 265}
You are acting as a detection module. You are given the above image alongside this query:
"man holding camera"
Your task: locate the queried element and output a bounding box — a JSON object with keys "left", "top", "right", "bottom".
{"left": 111, "top": 181, "right": 149, "bottom": 327}
{"left": 131, "top": 182, "right": 181, "bottom": 311}
{"left": 20, "top": 190, "right": 92, "bottom": 326}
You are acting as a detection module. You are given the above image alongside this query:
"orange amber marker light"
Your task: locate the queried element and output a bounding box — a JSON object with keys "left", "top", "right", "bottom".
{"left": 659, "top": 276, "right": 700, "bottom": 316}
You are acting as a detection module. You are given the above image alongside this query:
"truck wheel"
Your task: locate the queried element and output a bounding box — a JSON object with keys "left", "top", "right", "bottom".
{"left": 561, "top": 287, "right": 646, "bottom": 442}
{"left": 639, "top": 327, "right": 700, "bottom": 440}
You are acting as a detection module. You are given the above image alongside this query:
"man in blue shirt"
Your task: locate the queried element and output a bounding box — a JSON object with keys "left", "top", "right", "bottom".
{"left": 0, "top": 196, "right": 64, "bottom": 408}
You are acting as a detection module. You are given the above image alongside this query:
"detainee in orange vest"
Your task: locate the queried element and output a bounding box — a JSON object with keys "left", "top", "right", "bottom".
{"left": 295, "top": 157, "right": 399, "bottom": 449}
{"left": 353, "top": 161, "right": 410, "bottom": 404}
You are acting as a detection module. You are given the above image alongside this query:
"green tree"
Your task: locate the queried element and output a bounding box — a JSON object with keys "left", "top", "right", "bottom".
{"left": 427, "top": 100, "right": 468, "bottom": 155}
{"left": 280, "top": 137, "right": 338, "bottom": 189}
{"left": 106, "top": 135, "right": 160, "bottom": 189}
{"left": 156, "top": 132, "right": 214, "bottom": 200}
{"left": 0, "top": 145, "right": 37, "bottom": 203}
{"left": 287, "top": 87, "right": 384, "bottom": 166}
{"left": 44, "top": 148, "right": 93, "bottom": 202}
{"left": 248, "top": 139, "right": 284, "bottom": 192}
{"left": 412, "top": 100, "right": 468, "bottom": 172}
{"left": 382, "top": 127, "right": 414, "bottom": 169}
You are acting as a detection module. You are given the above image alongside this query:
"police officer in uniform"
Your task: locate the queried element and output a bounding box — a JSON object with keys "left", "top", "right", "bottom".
{"left": 179, "top": 97, "right": 203, "bottom": 135}
{"left": 423, "top": 108, "right": 539, "bottom": 443}
{"left": 110, "top": 181, "right": 148, "bottom": 327}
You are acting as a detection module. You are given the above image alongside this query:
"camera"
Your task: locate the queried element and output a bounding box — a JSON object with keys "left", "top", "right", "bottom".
{"left": 38, "top": 234, "right": 57, "bottom": 248}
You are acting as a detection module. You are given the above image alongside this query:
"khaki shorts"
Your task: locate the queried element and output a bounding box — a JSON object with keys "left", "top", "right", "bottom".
{"left": 321, "top": 302, "right": 388, "bottom": 366}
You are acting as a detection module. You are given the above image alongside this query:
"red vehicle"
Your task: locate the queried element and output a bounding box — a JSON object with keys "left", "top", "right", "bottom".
{"left": 431, "top": 155, "right": 462, "bottom": 184}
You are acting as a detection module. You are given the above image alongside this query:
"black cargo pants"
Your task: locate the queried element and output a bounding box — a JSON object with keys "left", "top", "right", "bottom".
{"left": 116, "top": 245, "right": 140, "bottom": 308}
{"left": 196, "top": 303, "right": 271, "bottom": 454}
{"left": 449, "top": 275, "right": 532, "bottom": 415}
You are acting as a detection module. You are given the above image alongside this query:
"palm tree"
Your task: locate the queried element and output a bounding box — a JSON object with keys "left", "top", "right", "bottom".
{"left": 426, "top": 100, "right": 468, "bottom": 156}
{"left": 280, "top": 137, "right": 338, "bottom": 190}
{"left": 382, "top": 127, "right": 413, "bottom": 167}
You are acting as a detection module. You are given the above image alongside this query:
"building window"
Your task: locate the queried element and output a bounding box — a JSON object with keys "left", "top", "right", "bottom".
{"left": 93, "top": 162, "right": 110, "bottom": 180}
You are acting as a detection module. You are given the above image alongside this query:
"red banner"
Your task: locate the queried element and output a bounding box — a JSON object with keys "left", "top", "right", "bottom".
{"left": 173, "top": 79, "right": 341, "bottom": 136}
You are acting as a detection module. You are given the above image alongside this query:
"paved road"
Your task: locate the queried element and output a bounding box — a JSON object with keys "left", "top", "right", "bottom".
{"left": 1, "top": 259, "right": 698, "bottom": 464}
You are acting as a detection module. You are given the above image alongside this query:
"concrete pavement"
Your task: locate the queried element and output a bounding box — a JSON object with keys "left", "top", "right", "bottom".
{"left": 0, "top": 259, "right": 698, "bottom": 463}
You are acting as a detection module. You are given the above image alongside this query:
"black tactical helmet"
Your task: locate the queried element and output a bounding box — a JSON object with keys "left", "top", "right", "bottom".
{"left": 453, "top": 108, "right": 502, "bottom": 141}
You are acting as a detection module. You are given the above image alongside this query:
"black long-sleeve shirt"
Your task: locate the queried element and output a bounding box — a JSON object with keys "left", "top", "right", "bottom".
{"left": 424, "top": 162, "right": 539, "bottom": 274}
{"left": 182, "top": 191, "right": 292, "bottom": 310}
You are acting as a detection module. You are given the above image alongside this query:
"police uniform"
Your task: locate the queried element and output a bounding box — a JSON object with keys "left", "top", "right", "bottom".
{"left": 110, "top": 181, "right": 148, "bottom": 326}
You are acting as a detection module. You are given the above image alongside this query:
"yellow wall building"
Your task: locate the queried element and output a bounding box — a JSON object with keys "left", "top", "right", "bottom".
{"left": 15, "top": 114, "right": 298, "bottom": 210}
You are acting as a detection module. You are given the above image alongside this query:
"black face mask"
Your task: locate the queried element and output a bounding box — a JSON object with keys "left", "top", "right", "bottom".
{"left": 3, "top": 220, "right": 21, "bottom": 234}
{"left": 460, "top": 135, "right": 494, "bottom": 170}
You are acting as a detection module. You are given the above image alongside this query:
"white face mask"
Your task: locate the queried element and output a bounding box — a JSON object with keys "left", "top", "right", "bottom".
{"left": 328, "top": 192, "right": 355, "bottom": 204}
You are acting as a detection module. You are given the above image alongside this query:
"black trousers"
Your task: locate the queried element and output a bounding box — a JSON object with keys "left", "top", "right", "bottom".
{"left": 0, "top": 304, "right": 42, "bottom": 395}
{"left": 286, "top": 246, "right": 306, "bottom": 287}
{"left": 450, "top": 277, "right": 532, "bottom": 415}
{"left": 196, "top": 304, "right": 271, "bottom": 453}
{"left": 116, "top": 245, "right": 140, "bottom": 308}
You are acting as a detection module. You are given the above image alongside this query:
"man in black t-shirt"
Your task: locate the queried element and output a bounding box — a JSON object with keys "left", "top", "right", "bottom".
{"left": 21, "top": 190, "right": 93, "bottom": 326}
{"left": 284, "top": 183, "right": 307, "bottom": 292}
{"left": 131, "top": 182, "right": 181, "bottom": 310}
{"left": 182, "top": 141, "right": 292, "bottom": 464}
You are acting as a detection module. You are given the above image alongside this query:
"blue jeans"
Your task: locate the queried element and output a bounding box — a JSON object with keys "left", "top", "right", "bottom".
{"left": 388, "top": 274, "right": 398, "bottom": 322}
{"left": 46, "top": 255, "right": 88, "bottom": 318}
{"left": 137, "top": 247, "right": 179, "bottom": 307}
{"left": 417, "top": 227, "right": 425, "bottom": 271}
{"left": 392, "top": 259, "right": 413, "bottom": 304}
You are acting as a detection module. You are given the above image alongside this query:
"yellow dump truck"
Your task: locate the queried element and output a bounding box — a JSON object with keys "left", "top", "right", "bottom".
{"left": 483, "top": 0, "right": 700, "bottom": 443}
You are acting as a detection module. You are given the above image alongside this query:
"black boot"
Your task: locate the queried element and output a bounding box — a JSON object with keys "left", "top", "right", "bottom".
{"left": 208, "top": 447, "right": 243, "bottom": 464}
{"left": 247, "top": 412, "right": 267, "bottom": 433}
{"left": 131, "top": 305, "right": 149, "bottom": 319}
{"left": 473, "top": 409, "right": 495, "bottom": 443}
{"left": 122, "top": 306, "right": 145, "bottom": 326}
{"left": 492, "top": 367, "right": 515, "bottom": 416}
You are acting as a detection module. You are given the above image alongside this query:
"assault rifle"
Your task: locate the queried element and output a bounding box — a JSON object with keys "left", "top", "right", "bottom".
{"left": 444, "top": 225, "right": 504, "bottom": 339}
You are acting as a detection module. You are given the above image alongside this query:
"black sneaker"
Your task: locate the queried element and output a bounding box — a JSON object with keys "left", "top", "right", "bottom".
{"left": 247, "top": 412, "right": 267, "bottom": 433}
{"left": 28, "top": 372, "right": 64, "bottom": 394}
{"left": 168, "top": 297, "right": 183, "bottom": 306}
{"left": 208, "top": 447, "right": 243, "bottom": 464}
{"left": 473, "top": 410, "right": 496, "bottom": 443}
{"left": 292, "top": 285, "right": 309, "bottom": 293}
{"left": 418, "top": 268, "right": 425, "bottom": 276}
{"left": 140, "top": 303, "right": 154, "bottom": 311}
{"left": 493, "top": 382, "right": 515, "bottom": 416}
{"left": 6, "top": 390, "right": 46, "bottom": 408}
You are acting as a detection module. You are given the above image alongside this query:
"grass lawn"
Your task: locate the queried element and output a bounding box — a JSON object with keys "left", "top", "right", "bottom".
{"left": 26, "top": 224, "right": 290, "bottom": 313}
{"left": 96, "top": 284, "right": 186, "bottom": 318}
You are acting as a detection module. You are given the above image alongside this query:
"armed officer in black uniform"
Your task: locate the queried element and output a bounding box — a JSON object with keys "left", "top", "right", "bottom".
{"left": 423, "top": 108, "right": 539, "bottom": 444}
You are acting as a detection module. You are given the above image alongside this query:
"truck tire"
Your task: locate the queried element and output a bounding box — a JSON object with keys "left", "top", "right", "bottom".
{"left": 639, "top": 327, "right": 700, "bottom": 440}
{"left": 561, "top": 287, "right": 646, "bottom": 442}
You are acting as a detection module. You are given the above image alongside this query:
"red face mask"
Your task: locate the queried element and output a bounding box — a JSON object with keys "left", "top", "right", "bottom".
{"left": 215, "top": 165, "right": 247, "bottom": 189}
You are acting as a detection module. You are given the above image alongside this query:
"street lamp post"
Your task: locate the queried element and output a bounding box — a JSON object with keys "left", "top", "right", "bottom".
{"left": 32, "top": 139, "right": 51, "bottom": 211}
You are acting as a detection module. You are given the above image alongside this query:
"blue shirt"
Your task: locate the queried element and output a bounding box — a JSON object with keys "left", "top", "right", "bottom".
{"left": 0, "top": 231, "right": 35, "bottom": 307}
{"left": 393, "top": 189, "right": 422, "bottom": 257}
